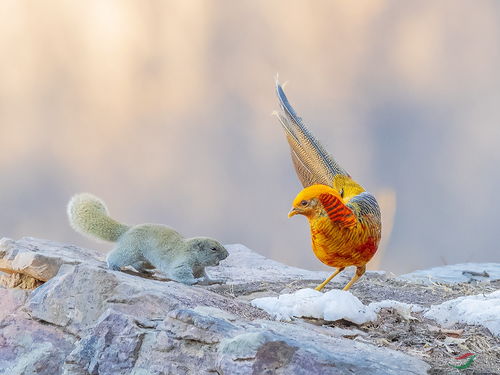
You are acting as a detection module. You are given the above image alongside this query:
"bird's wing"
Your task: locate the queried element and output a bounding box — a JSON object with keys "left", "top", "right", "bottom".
{"left": 318, "top": 192, "right": 357, "bottom": 229}
{"left": 346, "top": 192, "right": 381, "bottom": 223}
{"left": 275, "top": 80, "right": 349, "bottom": 188}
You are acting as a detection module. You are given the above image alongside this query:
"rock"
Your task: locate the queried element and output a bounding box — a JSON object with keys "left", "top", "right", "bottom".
{"left": 209, "top": 243, "right": 348, "bottom": 285}
{"left": 0, "top": 312, "right": 75, "bottom": 375}
{"left": 63, "top": 310, "right": 147, "bottom": 375}
{"left": 398, "top": 262, "right": 500, "bottom": 284}
{"left": 0, "top": 272, "right": 42, "bottom": 289}
{"left": 0, "top": 287, "right": 30, "bottom": 321}
{"left": 217, "top": 324, "right": 429, "bottom": 375}
{"left": 3, "top": 236, "right": 498, "bottom": 374}
{"left": 27, "top": 263, "right": 268, "bottom": 336}
{"left": 0, "top": 237, "right": 104, "bottom": 282}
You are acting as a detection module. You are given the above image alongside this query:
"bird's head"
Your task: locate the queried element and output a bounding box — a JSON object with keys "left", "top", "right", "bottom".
{"left": 288, "top": 184, "right": 340, "bottom": 219}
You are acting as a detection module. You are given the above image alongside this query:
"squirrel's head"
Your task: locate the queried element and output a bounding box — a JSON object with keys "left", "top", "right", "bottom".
{"left": 188, "top": 238, "right": 229, "bottom": 266}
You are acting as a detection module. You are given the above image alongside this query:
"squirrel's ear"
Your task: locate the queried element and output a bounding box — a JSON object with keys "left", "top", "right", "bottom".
{"left": 189, "top": 238, "right": 204, "bottom": 250}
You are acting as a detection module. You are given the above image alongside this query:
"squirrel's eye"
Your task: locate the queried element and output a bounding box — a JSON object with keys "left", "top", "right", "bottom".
{"left": 211, "top": 247, "right": 217, "bottom": 251}
{"left": 300, "top": 200, "right": 308, "bottom": 206}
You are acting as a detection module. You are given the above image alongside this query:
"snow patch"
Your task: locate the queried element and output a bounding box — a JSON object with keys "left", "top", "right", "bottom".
{"left": 424, "top": 290, "right": 500, "bottom": 337}
{"left": 251, "top": 288, "right": 376, "bottom": 324}
{"left": 251, "top": 288, "right": 423, "bottom": 325}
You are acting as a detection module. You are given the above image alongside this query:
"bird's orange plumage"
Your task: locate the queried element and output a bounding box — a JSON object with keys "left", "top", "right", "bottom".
{"left": 276, "top": 80, "right": 382, "bottom": 291}
{"left": 292, "top": 184, "right": 380, "bottom": 270}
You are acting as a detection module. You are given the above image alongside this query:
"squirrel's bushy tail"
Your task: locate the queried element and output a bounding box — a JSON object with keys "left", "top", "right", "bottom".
{"left": 67, "top": 193, "right": 129, "bottom": 242}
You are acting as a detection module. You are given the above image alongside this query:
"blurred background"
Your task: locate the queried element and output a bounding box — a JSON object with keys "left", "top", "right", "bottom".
{"left": 1, "top": 1, "right": 499, "bottom": 274}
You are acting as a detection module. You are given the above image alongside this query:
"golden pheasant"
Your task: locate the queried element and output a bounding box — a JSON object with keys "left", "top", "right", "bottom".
{"left": 275, "top": 81, "right": 382, "bottom": 291}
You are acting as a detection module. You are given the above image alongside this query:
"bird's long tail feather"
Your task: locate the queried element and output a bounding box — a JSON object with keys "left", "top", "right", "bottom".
{"left": 275, "top": 80, "right": 349, "bottom": 188}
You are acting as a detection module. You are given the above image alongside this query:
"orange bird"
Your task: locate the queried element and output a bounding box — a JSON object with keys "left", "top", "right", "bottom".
{"left": 275, "top": 81, "right": 382, "bottom": 291}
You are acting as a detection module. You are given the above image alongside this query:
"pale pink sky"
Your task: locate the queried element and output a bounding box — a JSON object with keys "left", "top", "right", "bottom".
{"left": 1, "top": 1, "right": 499, "bottom": 273}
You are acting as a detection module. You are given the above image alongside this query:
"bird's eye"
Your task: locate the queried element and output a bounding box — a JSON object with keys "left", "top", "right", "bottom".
{"left": 300, "top": 200, "right": 308, "bottom": 206}
{"left": 339, "top": 189, "right": 344, "bottom": 198}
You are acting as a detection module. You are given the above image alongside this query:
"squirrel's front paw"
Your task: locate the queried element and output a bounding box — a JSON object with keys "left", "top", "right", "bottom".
{"left": 196, "top": 277, "right": 226, "bottom": 285}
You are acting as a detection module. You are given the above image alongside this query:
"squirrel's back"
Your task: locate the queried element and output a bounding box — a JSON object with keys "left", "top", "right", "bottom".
{"left": 67, "top": 193, "right": 129, "bottom": 242}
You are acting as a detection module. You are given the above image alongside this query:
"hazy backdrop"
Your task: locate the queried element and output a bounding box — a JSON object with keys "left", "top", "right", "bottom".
{"left": 1, "top": 1, "right": 500, "bottom": 274}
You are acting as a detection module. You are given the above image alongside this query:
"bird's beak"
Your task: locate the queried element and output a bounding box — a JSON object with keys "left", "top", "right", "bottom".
{"left": 288, "top": 207, "right": 299, "bottom": 218}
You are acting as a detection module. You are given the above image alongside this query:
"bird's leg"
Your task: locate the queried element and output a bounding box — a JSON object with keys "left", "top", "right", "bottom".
{"left": 315, "top": 267, "right": 345, "bottom": 291}
{"left": 342, "top": 265, "right": 366, "bottom": 291}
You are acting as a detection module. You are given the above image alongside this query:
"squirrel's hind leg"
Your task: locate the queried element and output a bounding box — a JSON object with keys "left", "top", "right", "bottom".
{"left": 106, "top": 245, "right": 143, "bottom": 272}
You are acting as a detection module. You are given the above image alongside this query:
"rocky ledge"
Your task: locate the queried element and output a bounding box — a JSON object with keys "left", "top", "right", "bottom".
{"left": 0, "top": 237, "right": 499, "bottom": 374}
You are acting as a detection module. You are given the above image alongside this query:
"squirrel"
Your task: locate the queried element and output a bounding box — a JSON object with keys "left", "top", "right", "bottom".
{"left": 67, "top": 193, "right": 229, "bottom": 285}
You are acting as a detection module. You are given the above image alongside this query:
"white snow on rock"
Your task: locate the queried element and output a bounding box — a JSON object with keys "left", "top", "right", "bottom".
{"left": 251, "top": 288, "right": 424, "bottom": 324}
{"left": 251, "top": 288, "right": 424, "bottom": 325}
{"left": 424, "top": 290, "right": 500, "bottom": 337}
{"left": 398, "top": 263, "right": 500, "bottom": 285}
{"left": 252, "top": 288, "right": 376, "bottom": 324}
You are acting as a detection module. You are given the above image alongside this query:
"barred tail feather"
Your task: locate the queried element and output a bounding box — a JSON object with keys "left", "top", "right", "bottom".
{"left": 275, "top": 80, "right": 349, "bottom": 188}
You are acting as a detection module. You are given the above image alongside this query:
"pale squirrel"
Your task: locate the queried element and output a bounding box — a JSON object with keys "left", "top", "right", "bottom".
{"left": 67, "top": 193, "right": 228, "bottom": 285}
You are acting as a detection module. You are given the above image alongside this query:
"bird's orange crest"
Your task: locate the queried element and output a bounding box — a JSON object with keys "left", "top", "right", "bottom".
{"left": 292, "top": 184, "right": 339, "bottom": 206}
{"left": 292, "top": 184, "right": 356, "bottom": 228}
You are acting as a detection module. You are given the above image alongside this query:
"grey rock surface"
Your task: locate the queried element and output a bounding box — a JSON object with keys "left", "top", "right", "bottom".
{"left": 398, "top": 262, "right": 500, "bottom": 284}
{"left": 6, "top": 236, "right": 498, "bottom": 374}
{"left": 0, "top": 306, "right": 75, "bottom": 375}
{"left": 209, "top": 243, "right": 351, "bottom": 285}
{"left": 0, "top": 237, "right": 104, "bottom": 281}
